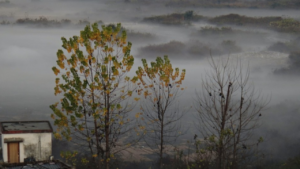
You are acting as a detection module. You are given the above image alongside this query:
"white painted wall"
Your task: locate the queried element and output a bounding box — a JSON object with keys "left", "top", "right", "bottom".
{"left": 1, "top": 133, "right": 52, "bottom": 163}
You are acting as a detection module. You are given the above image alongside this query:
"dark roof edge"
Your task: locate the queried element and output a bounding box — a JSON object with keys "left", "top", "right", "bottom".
{"left": 0, "top": 121, "right": 53, "bottom": 133}
{"left": 1, "top": 130, "right": 53, "bottom": 134}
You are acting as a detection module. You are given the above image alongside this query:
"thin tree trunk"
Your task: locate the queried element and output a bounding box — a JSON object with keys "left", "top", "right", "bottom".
{"left": 218, "top": 145, "right": 223, "bottom": 169}
{"left": 105, "top": 118, "right": 110, "bottom": 169}
{"left": 160, "top": 118, "right": 164, "bottom": 169}
{"left": 105, "top": 94, "right": 110, "bottom": 169}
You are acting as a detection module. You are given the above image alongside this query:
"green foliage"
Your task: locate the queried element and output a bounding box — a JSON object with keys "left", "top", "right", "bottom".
{"left": 50, "top": 22, "right": 137, "bottom": 166}
{"left": 136, "top": 55, "right": 186, "bottom": 167}
{"left": 270, "top": 18, "right": 300, "bottom": 32}
{"left": 136, "top": 55, "right": 186, "bottom": 87}
{"left": 60, "top": 151, "right": 78, "bottom": 167}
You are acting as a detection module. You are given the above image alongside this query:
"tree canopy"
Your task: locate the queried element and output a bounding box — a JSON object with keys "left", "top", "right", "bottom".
{"left": 50, "top": 23, "right": 139, "bottom": 169}
{"left": 136, "top": 55, "right": 186, "bottom": 168}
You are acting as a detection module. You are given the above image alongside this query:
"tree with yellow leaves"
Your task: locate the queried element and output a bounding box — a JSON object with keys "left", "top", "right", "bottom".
{"left": 50, "top": 23, "right": 139, "bottom": 169}
{"left": 136, "top": 55, "right": 186, "bottom": 168}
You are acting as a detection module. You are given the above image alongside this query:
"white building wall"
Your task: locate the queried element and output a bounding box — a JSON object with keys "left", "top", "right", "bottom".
{"left": 1, "top": 133, "right": 52, "bottom": 163}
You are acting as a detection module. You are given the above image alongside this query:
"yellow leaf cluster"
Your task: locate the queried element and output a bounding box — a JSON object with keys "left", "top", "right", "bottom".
{"left": 80, "top": 66, "right": 84, "bottom": 73}
{"left": 52, "top": 67, "right": 60, "bottom": 76}
{"left": 54, "top": 86, "right": 62, "bottom": 96}
{"left": 175, "top": 69, "right": 186, "bottom": 84}
{"left": 144, "top": 90, "right": 150, "bottom": 98}
{"left": 54, "top": 132, "right": 62, "bottom": 139}
{"left": 57, "top": 60, "right": 65, "bottom": 69}
{"left": 55, "top": 78, "right": 60, "bottom": 85}
{"left": 127, "top": 91, "right": 132, "bottom": 96}
{"left": 172, "top": 69, "right": 180, "bottom": 81}
{"left": 108, "top": 55, "right": 112, "bottom": 61}
{"left": 66, "top": 46, "right": 72, "bottom": 53}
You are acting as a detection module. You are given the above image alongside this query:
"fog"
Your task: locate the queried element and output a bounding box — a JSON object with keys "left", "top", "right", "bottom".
{"left": 0, "top": 0, "right": 300, "bottom": 165}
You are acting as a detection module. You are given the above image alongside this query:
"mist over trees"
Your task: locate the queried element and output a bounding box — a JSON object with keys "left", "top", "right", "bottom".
{"left": 1, "top": 0, "right": 300, "bottom": 169}
{"left": 49, "top": 23, "right": 270, "bottom": 169}
{"left": 195, "top": 57, "right": 268, "bottom": 169}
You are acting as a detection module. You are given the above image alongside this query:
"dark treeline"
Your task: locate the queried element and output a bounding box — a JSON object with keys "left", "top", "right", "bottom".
{"left": 123, "top": 0, "right": 300, "bottom": 9}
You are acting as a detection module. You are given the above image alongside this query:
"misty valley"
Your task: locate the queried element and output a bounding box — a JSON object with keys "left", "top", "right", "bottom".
{"left": 0, "top": 0, "right": 300, "bottom": 169}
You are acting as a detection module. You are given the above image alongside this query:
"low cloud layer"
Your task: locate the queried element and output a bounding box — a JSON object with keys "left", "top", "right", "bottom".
{"left": 0, "top": 0, "right": 300, "bottom": 163}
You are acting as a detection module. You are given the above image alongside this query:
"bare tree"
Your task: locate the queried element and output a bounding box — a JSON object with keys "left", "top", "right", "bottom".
{"left": 136, "top": 56, "right": 186, "bottom": 168}
{"left": 195, "top": 56, "right": 268, "bottom": 169}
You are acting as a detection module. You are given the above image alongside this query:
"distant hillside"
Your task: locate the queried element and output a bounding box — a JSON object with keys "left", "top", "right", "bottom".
{"left": 122, "top": 0, "right": 300, "bottom": 9}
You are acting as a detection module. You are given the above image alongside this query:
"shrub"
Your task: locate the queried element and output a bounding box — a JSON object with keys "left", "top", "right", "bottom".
{"left": 198, "top": 26, "right": 233, "bottom": 35}
{"left": 187, "top": 41, "right": 213, "bottom": 56}
{"left": 274, "top": 51, "right": 300, "bottom": 75}
{"left": 209, "top": 13, "right": 282, "bottom": 27}
{"left": 15, "top": 17, "right": 73, "bottom": 27}
{"left": 0, "top": 20, "right": 10, "bottom": 25}
{"left": 140, "top": 41, "right": 186, "bottom": 54}
{"left": 270, "top": 18, "right": 300, "bottom": 32}
{"left": 127, "top": 31, "right": 157, "bottom": 43}
{"left": 268, "top": 39, "right": 300, "bottom": 53}
{"left": 289, "top": 51, "right": 300, "bottom": 68}
{"left": 184, "top": 10, "right": 194, "bottom": 20}
{"left": 219, "top": 40, "right": 241, "bottom": 53}
{"left": 143, "top": 11, "right": 205, "bottom": 25}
